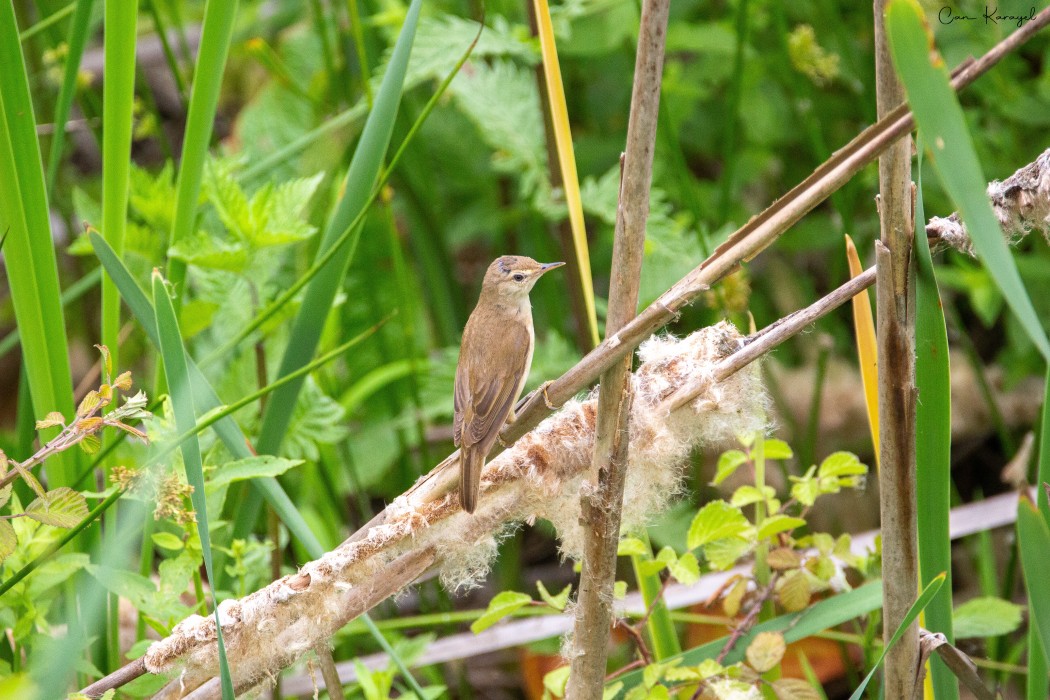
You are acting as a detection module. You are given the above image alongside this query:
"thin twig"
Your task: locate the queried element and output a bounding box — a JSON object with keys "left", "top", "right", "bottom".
{"left": 715, "top": 573, "right": 780, "bottom": 665}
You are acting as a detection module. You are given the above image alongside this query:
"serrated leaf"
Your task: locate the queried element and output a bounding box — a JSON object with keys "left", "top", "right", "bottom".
{"left": 205, "top": 456, "right": 305, "bottom": 489}
{"left": 113, "top": 370, "right": 133, "bottom": 391}
{"left": 35, "top": 412, "right": 65, "bottom": 430}
{"left": 471, "top": 591, "right": 532, "bottom": 633}
{"left": 772, "top": 678, "right": 821, "bottom": 700}
{"left": 763, "top": 439, "right": 793, "bottom": 460}
{"left": 542, "top": 665, "right": 570, "bottom": 697}
{"left": 767, "top": 547, "right": 803, "bottom": 571}
{"left": 953, "top": 596, "right": 1024, "bottom": 638}
{"left": 712, "top": 450, "right": 748, "bottom": 485}
{"left": 818, "top": 452, "right": 866, "bottom": 479}
{"left": 0, "top": 520, "right": 16, "bottom": 561}
{"left": 151, "top": 532, "right": 185, "bottom": 551}
{"left": 536, "top": 581, "right": 571, "bottom": 611}
{"left": 704, "top": 537, "right": 752, "bottom": 571}
{"left": 618, "top": 536, "right": 649, "bottom": 557}
{"left": 668, "top": 551, "right": 700, "bottom": 585}
{"left": 76, "top": 417, "right": 103, "bottom": 432}
{"left": 637, "top": 558, "right": 667, "bottom": 577}
{"left": 76, "top": 390, "right": 101, "bottom": 418}
{"left": 79, "top": 434, "right": 101, "bottom": 454}
{"left": 746, "top": 631, "right": 786, "bottom": 673}
{"left": 25, "top": 487, "right": 89, "bottom": 528}
{"left": 687, "top": 500, "right": 752, "bottom": 550}
{"left": 778, "top": 570, "right": 811, "bottom": 612}
{"left": 757, "top": 515, "right": 806, "bottom": 540}
{"left": 731, "top": 485, "right": 775, "bottom": 508}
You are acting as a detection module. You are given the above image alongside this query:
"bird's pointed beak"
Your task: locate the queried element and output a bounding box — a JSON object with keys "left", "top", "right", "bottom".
{"left": 539, "top": 261, "right": 566, "bottom": 274}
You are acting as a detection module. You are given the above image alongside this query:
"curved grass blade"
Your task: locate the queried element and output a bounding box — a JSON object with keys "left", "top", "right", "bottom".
{"left": 152, "top": 271, "right": 234, "bottom": 699}
{"left": 848, "top": 573, "right": 946, "bottom": 700}
{"left": 886, "top": 0, "right": 1050, "bottom": 361}
{"left": 0, "top": 1, "right": 76, "bottom": 486}
{"left": 531, "top": 0, "right": 599, "bottom": 347}
{"left": 255, "top": 0, "right": 423, "bottom": 455}
{"left": 45, "top": 0, "right": 98, "bottom": 195}
{"left": 1025, "top": 380, "right": 1050, "bottom": 700}
{"left": 913, "top": 143, "right": 956, "bottom": 700}
{"left": 166, "top": 0, "right": 239, "bottom": 303}
{"left": 845, "top": 234, "right": 879, "bottom": 470}
{"left": 1018, "top": 495, "right": 1050, "bottom": 679}
{"left": 101, "top": 0, "right": 139, "bottom": 368}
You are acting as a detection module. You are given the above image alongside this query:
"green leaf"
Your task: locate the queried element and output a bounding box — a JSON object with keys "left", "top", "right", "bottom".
{"left": 1017, "top": 496, "right": 1050, "bottom": 662}
{"left": 712, "top": 450, "right": 748, "bottom": 485}
{"left": 703, "top": 538, "right": 753, "bottom": 571}
{"left": 618, "top": 537, "right": 649, "bottom": 557}
{"left": 25, "top": 487, "right": 89, "bottom": 528}
{"left": 151, "top": 532, "right": 185, "bottom": 552}
{"left": 668, "top": 551, "right": 700, "bottom": 586}
{"left": 952, "top": 596, "right": 1024, "bottom": 639}
{"left": 762, "top": 439, "right": 793, "bottom": 460}
{"left": 206, "top": 456, "right": 305, "bottom": 489}
{"left": 730, "top": 485, "right": 775, "bottom": 508}
{"left": 543, "top": 666, "right": 571, "bottom": 698}
{"left": 0, "top": 520, "right": 16, "bottom": 561}
{"left": 886, "top": 0, "right": 1050, "bottom": 361}
{"left": 687, "top": 500, "right": 752, "bottom": 550}
{"left": 536, "top": 581, "right": 571, "bottom": 612}
{"left": 471, "top": 591, "right": 532, "bottom": 633}
{"left": 757, "top": 515, "right": 806, "bottom": 541}
{"left": 613, "top": 581, "right": 628, "bottom": 599}
{"left": 817, "top": 452, "right": 866, "bottom": 479}
{"left": 746, "top": 631, "right": 786, "bottom": 673}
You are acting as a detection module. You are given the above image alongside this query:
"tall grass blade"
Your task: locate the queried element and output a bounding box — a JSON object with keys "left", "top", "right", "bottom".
{"left": 914, "top": 145, "right": 957, "bottom": 700}
{"left": 0, "top": 1, "right": 76, "bottom": 486}
{"left": 166, "top": 0, "right": 239, "bottom": 302}
{"left": 152, "top": 271, "right": 234, "bottom": 699}
{"left": 531, "top": 0, "right": 599, "bottom": 347}
{"left": 45, "top": 0, "right": 97, "bottom": 195}
{"left": 844, "top": 234, "right": 879, "bottom": 469}
{"left": 101, "top": 0, "right": 139, "bottom": 370}
{"left": 1018, "top": 495, "right": 1050, "bottom": 680}
{"left": 886, "top": 0, "right": 1050, "bottom": 361}
{"left": 256, "top": 0, "right": 423, "bottom": 454}
{"left": 1029, "top": 370, "right": 1050, "bottom": 700}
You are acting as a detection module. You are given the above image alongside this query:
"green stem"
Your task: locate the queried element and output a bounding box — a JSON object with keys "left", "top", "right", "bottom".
{"left": 631, "top": 531, "right": 681, "bottom": 660}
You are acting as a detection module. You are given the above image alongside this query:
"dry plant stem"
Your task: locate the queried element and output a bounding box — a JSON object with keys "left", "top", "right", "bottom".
{"left": 569, "top": 0, "right": 669, "bottom": 694}
{"left": 714, "top": 574, "right": 779, "bottom": 665}
{"left": 79, "top": 657, "right": 146, "bottom": 698}
{"left": 315, "top": 644, "right": 346, "bottom": 700}
{"left": 916, "top": 629, "right": 997, "bottom": 700}
{"left": 874, "top": 1, "right": 919, "bottom": 695}
{"left": 342, "top": 9, "right": 1050, "bottom": 539}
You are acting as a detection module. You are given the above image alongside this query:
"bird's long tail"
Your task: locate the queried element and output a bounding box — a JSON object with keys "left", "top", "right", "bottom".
{"left": 459, "top": 448, "right": 483, "bottom": 513}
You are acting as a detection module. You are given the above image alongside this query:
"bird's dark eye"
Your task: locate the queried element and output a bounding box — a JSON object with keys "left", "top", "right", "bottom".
{"left": 513, "top": 273, "right": 525, "bottom": 282}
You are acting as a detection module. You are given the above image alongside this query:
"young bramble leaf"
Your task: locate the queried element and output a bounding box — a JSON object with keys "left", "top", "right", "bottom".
{"left": 471, "top": 591, "right": 532, "bottom": 633}
{"left": 712, "top": 449, "right": 748, "bottom": 485}
{"left": 731, "top": 485, "right": 776, "bottom": 508}
{"left": 724, "top": 577, "right": 747, "bottom": 617}
{"left": 536, "top": 581, "right": 571, "bottom": 611}
{"left": 704, "top": 537, "right": 753, "bottom": 571}
{"left": 668, "top": 551, "right": 700, "bottom": 585}
{"left": 75, "top": 417, "right": 103, "bottom": 432}
{"left": 542, "top": 666, "right": 570, "bottom": 697}
{"left": 113, "top": 370, "right": 133, "bottom": 391}
{"left": 688, "top": 500, "right": 752, "bottom": 550}
{"left": 767, "top": 547, "right": 803, "bottom": 571}
{"left": 94, "top": 344, "right": 113, "bottom": 380}
{"left": 618, "top": 536, "right": 649, "bottom": 557}
{"left": 757, "top": 515, "right": 806, "bottom": 540}
{"left": 79, "top": 435, "right": 101, "bottom": 455}
{"left": 746, "top": 631, "right": 786, "bottom": 673}
{"left": 0, "top": 520, "right": 16, "bottom": 562}
{"left": 772, "top": 678, "right": 822, "bottom": 700}
{"left": 25, "top": 487, "right": 89, "bottom": 528}
{"left": 603, "top": 682, "right": 623, "bottom": 700}
{"left": 76, "top": 390, "right": 102, "bottom": 418}
{"left": 35, "top": 412, "right": 65, "bottom": 430}
{"left": 778, "top": 570, "right": 811, "bottom": 612}
{"left": 152, "top": 532, "right": 185, "bottom": 552}
{"left": 763, "top": 439, "right": 793, "bottom": 460}
{"left": 818, "top": 452, "right": 866, "bottom": 479}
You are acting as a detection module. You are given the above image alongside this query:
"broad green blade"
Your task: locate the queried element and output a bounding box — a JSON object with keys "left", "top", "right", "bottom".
{"left": 1018, "top": 496, "right": 1050, "bottom": 676}
{"left": 886, "top": 0, "right": 1050, "bottom": 361}
{"left": 914, "top": 143, "right": 956, "bottom": 700}
{"left": 256, "top": 0, "right": 423, "bottom": 455}
{"left": 0, "top": 1, "right": 76, "bottom": 486}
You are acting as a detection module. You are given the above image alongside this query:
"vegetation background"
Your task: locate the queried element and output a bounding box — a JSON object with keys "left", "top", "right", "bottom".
{"left": 0, "top": 0, "right": 1048, "bottom": 697}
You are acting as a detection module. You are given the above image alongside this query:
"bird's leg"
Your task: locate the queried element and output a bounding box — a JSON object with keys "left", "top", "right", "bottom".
{"left": 538, "top": 380, "right": 557, "bottom": 409}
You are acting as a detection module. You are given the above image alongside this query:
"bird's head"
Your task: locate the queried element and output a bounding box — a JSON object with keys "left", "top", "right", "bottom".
{"left": 482, "top": 255, "right": 565, "bottom": 299}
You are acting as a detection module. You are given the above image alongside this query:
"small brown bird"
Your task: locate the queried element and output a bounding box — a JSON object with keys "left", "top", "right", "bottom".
{"left": 454, "top": 255, "right": 564, "bottom": 513}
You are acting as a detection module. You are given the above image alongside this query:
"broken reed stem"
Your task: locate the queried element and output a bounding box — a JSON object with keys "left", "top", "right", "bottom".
{"left": 874, "top": 1, "right": 919, "bottom": 695}
{"left": 569, "top": 0, "right": 670, "bottom": 693}
{"left": 347, "top": 8, "right": 1050, "bottom": 536}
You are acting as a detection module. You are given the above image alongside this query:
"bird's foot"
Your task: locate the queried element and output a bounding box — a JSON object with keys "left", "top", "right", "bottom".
{"left": 540, "top": 381, "right": 557, "bottom": 410}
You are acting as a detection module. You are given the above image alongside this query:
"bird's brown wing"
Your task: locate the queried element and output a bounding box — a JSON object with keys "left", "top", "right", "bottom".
{"left": 453, "top": 318, "right": 530, "bottom": 452}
